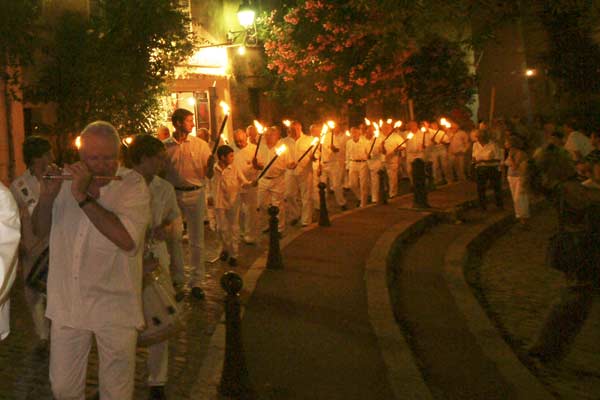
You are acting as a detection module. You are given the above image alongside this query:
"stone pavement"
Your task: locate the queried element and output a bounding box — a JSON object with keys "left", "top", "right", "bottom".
{"left": 478, "top": 206, "right": 600, "bottom": 399}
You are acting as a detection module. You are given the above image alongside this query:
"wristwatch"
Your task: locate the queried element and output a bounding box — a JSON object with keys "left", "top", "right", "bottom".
{"left": 78, "top": 195, "right": 95, "bottom": 208}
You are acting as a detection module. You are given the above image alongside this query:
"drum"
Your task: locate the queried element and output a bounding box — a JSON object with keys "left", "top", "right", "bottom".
{"left": 138, "top": 267, "right": 184, "bottom": 346}
{"left": 25, "top": 246, "right": 49, "bottom": 294}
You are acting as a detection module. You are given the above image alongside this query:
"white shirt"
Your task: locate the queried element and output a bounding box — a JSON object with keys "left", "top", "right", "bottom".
{"left": 256, "top": 141, "right": 292, "bottom": 179}
{"left": 163, "top": 135, "right": 211, "bottom": 187}
{"left": 293, "top": 135, "right": 315, "bottom": 175}
{"left": 346, "top": 137, "right": 370, "bottom": 171}
{"left": 321, "top": 132, "right": 346, "bottom": 164}
{"left": 46, "top": 168, "right": 150, "bottom": 330}
{"left": 405, "top": 130, "right": 428, "bottom": 154}
{"left": 564, "top": 131, "right": 593, "bottom": 161}
{"left": 448, "top": 130, "right": 469, "bottom": 154}
{"left": 212, "top": 163, "right": 250, "bottom": 209}
{"left": 472, "top": 141, "right": 503, "bottom": 167}
{"left": 148, "top": 177, "right": 180, "bottom": 269}
{"left": 382, "top": 132, "right": 404, "bottom": 162}
{"left": 0, "top": 183, "right": 21, "bottom": 340}
{"left": 234, "top": 142, "right": 260, "bottom": 183}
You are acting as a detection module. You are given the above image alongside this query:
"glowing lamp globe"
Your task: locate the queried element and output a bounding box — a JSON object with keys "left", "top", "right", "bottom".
{"left": 237, "top": 2, "right": 255, "bottom": 28}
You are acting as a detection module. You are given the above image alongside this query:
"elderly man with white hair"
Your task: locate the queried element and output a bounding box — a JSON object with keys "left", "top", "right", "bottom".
{"left": 32, "top": 121, "right": 150, "bottom": 400}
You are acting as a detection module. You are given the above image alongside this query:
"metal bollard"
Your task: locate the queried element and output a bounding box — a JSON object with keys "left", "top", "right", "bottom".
{"left": 219, "top": 272, "right": 254, "bottom": 399}
{"left": 377, "top": 169, "right": 388, "bottom": 205}
{"left": 411, "top": 158, "right": 430, "bottom": 208}
{"left": 266, "top": 205, "right": 284, "bottom": 270}
{"left": 317, "top": 182, "right": 331, "bottom": 226}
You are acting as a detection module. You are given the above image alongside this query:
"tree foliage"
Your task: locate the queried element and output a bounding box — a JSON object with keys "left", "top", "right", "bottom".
{"left": 258, "top": 0, "right": 517, "bottom": 120}
{"left": 30, "top": 0, "right": 194, "bottom": 136}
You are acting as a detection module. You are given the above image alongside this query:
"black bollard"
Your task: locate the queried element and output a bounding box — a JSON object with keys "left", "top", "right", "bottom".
{"left": 266, "top": 205, "right": 284, "bottom": 270}
{"left": 412, "top": 158, "right": 430, "bottom": 208}
{"left": 425, "top": 161, "right": 435, "bottom": 191}
{"left": 219, "top": 272, "right": 254, "bottom": 399}
{"left": 318, "top": 182, "right": 331, "bottom": 226}
{"left": 377, "top": 169, "right": 388, "bottom": 205}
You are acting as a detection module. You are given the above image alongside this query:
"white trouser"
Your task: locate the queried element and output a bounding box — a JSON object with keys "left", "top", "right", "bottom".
{"left": 216, "top": 204, "right": 241, "bottom": 258}
{"left": 367, "top": 160, "right": 382, "bottom": 203}
{"left": 166, "top": 215, "right": 185, "bottom": 286}
{"left": 50, "top": 324, "right": 137, "bottom": 400}
{"left": 449, "top": 152, "right": 466, "bottom": 181}
{"left": 430, "top": 146, "right": 449, "bottom": 183}
{"left": 320, "top": 161, "right": 346, "bottom": 206}
{"left": 349, "top": 162, "right": 369, "bottom": 207}
{"left": 175, "top": 187, "right": 206, "bottom": 288}
{"left": 507, "top": 175, "right": 530, "bottom": 219}
{"left": 286, "top": 170, "right": 313, "bottom": 225}
{"left": 258, "top": 175, "right": 286, "bottom": 232}
{"left": 384, "top": 157, "right": 399, "bottom": 197}
{"left": 239, "top": 187, "right": 259, "bottom": 242}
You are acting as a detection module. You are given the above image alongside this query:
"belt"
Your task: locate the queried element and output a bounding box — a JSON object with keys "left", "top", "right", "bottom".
{"left": 350, "top": 159, "right": 366, "bottom": 162}
{"left": 175, "top": 185, "right": 202, "bottom": 191}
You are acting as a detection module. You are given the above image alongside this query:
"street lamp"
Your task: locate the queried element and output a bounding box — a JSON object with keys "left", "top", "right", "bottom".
{"left": 237, "top": 1, "right": 255, "bottom": 28}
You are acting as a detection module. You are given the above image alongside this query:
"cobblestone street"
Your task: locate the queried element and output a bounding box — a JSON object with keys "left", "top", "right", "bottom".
{"left": 478, "top": 205, "right": 600, "bottom": 399}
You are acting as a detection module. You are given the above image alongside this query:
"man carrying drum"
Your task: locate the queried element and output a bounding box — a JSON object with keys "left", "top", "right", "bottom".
{"left": 32, "top": 121, "right": 150, "bottom": 399}
{"left": 127, "top": 134, "right": 181, "bottom": 400}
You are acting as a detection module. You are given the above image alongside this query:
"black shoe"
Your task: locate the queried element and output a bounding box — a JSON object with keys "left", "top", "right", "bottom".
{"left": 149, "top": 385, "right": 167, "bottom": 400}
{"left": 219, "top": 250, "right": 229, "bottom": 261}
{"left": 191, "top": 287, "right": 205, "bottom": 300}
{"left": 228, "top": 257, "right": 238, "bottom": 267}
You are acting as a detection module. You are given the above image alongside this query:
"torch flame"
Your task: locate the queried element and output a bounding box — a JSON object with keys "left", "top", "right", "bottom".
{"left": 219, "top": 101, "right": 230, "bottom": 115}
{"left": 121, "top": 136, "right": 133, "bottom": 147}
{"left": 282, "top": 119, "right": 291, "bottom": 127}
{"left": 364, "top": 118, "right": 371, "bottom": 126}
{"left": 275, "top": 144, "right": 287, "bottom": 156}
{"left": 387, "top": 118, "right": 393, "bottom": 124}
{"left": 311, "top": 137, "right": 319, "bottom": 146}
{"left": 75, "top": 136, "right": 82, "bottom": 149}
{"left": 420, "top": 127, "right": 427, "bottom": 132}
{"left": 321, "top": 123, "right": 328, "bottom": 135}
{"left": 220, "top": 133, "right": 229, "bottom": 145}
{"left": 407, "top": 132, "right": 415, "bottom": 140}
{"left": 253, "top": 120, "right": 265, "bottom": 134}
{"left": 327, "top": 120, "right": 336, "bottom": 129}
{"left": 393, "top": 121, "right": 402, "bottom": 129}
{"left": 379, "top": 119, "right": 383, "bottom": 127}
{"left": 345, "top": 130, "right": 351, "bottom": 137}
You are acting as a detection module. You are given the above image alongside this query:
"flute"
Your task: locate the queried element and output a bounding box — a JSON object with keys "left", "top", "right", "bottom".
{"left": 43, "top": 175, "right": 122, "bottom": 181}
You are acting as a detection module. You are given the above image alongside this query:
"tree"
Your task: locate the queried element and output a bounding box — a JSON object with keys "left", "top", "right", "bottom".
{"left": 30, "top": 0, "right": 194, "bottom": 151}
{"left": 0, "top": 0, "right": 39, "bottom": 180}
{"left": 258, "top": 0, "right": 518, "bottom": 121}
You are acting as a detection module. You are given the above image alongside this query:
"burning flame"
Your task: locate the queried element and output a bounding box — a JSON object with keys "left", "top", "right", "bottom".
{"left": 219, "top": 101, "right": 230, "bottom": 115}
{"left": 121, "top": 136, "right": 133, "bottom": 147}
{"left": 387, "top": 118, "right": 393, "bottom": 124}
{"left": 282, "top": 119, "right": 291, "bottom": 127}
{"left": 393, "top": 121, "right": 403, "bottom": 129}
{"left": 345, "top": 130, "right": 351, "bottom": 137}
{"left": 364, "top": 118, "right": 371, "bottom": 126}
{"left": 379, "top": 119, "right": 384, "bottom": 127}
{"left": 253, "top": 120, "right": 265, "bottom": 134}
{"left": 327, "top": 120, "right": 336, "bottom": 129}
{"left": 275, "top": 144, "right": 287, "bottom": 156}
{"left": 220, "top": 133, "right": 229, "bottom": 145}
{"left": 310, "top": 137, "right": 319, "bottom": 146}
{"left": 420, "top": 127, "right": 427, "bottom": 132}
{"left": 440, "top": 117, "right": 451, "bottom": 128}
{"left": 75, "top": 136, "right": 82, "bottom": 149}
{"left": 321, "top": 123, "right": 328, "bottom": 135}
{"left": 407, "top": 132, "right": 415, "bottom": 140}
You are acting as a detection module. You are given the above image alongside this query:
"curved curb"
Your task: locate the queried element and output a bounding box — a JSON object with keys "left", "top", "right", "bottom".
{"left": 365, "top": 214, "right": 436, "bottom": 400}
{"left": 442, "top": 211, "right": 553, "bottom": 399}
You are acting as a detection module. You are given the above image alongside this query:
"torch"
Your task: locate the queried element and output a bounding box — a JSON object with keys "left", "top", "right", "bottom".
{"left": 438, "top": 119, "right": 452, "bottom": 144}
{"left": 212, "top": 101, "right": 230, "bottom": 155}
{"left": 252, "top": 120, "right": 266, "bottom": 159}
{"left": 296, "top": 137, "right": 319, "bottom": 164}
{"left": 393, "top": 132, "right": 415, "bottom": 152}
{"left": 327, "top": 120, "right": 336, "bottom": 148}
{"left": 367, "top": 122, "right": 380, "bottom": 158}
{"left": 311, "top": 123, "right": 329, "bottom": 159}
{"left": 256, "top": 144, "right": 287, "bottom": 181}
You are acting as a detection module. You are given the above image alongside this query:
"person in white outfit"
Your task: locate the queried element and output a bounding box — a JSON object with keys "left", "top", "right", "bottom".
{"left": 365, "top": 125, "right": 384, "bottom": 203}
{"left": 210, "top": 145, "right": 253, "bottom": 266}
{"left": 127, "top": 134, "right": 180, "bottom": 400}
{"left": 288, "top": 122, "right": 317, "bottom": 226}
{"left": 0, "top": 182, "right": 20, "bottom": 342}
{"left": 504, "top": 135, "right": 530, "bottom": 226}
{"left": 255, "top": 126, "right": 293, "bottom": 233}
{"left": 320, "top": 126, "right": 348, "bottom": 209}
{"left": 447, "top": 124, "right": 470, "bottom": 182}
{"left": 162, "top": 108, "right": 214, "bottom": 300}
{"left": 32, "top": 121, "right": 150, "bottom": 400}
{"left": 346, "top": 127, "right": 370, "bottom": 207}
{"left": 233, "top": 129, "right": 260, "bottom": 244}
{"left": 381, "top": 124, "right": 403, "bottom": 198}
{"left": 427, "top": 121, "right": 450, "bottom": 185}
{"left": 10, "top": 136, "right": 52, "bottom": 348}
